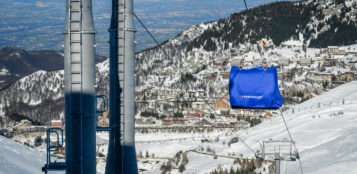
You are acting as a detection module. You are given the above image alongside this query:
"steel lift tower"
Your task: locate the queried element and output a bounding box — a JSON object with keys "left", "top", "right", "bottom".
{"left": 43, "top": 0, "right": 137, "bottom": 173}
{"left": 106, "top": 0, "right": 138, "bottom": 173}
{"left": 64, "top": 0, "right": 97, "bottom": 173}
{"left": 43, "top": 0, "right": 97, "bottom": 173}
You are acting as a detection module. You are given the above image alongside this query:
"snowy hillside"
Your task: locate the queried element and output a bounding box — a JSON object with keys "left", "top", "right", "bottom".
{"left": 134, "top": 0, "right": 357, "bottom": 111}
{"left": 0, "top": 60, "right": 109, "bottom": 125}
{"left": 0, "top": 135, "right": 47, "bottom": 174}
{"left": 0, "top": 47, "right": 107, "bottom": 89}
{"left": 229, "top": 81, "right": 357, "bottom": 173}
{"left": 1, "top": 0, "right": 357, "bottom": 126}
{"left": 132, "top": 81, "right": 357, "bottom": 173}
{"left": 2, "top": 82, "right": 356, "bottom": 173}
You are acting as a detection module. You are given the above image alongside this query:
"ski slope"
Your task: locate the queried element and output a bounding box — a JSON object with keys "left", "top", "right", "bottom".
{"left": 230, "top": 81, "right": 357, "bottom": 174}
{"left": 135, "top": 81, "right": 357, "bottom": 173}
{"left": 0, "top": 135, "right": 46, "bottom": 174}
{"left": 0, "top": 135, "right": 65, "bottom": 174}
{"left": 2, "top": 81, "right": 357, "bottom": 173}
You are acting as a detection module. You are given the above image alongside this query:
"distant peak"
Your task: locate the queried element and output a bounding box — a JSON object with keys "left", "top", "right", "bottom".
{"left": 0, "top": 46, "right": 16, "bottom": 53}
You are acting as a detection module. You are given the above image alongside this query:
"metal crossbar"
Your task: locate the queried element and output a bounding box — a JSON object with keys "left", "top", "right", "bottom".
{"left": 42, "top": 128, "right": 66, "bottom": 173}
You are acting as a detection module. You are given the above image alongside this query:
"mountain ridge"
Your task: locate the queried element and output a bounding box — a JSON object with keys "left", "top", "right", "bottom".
{"left": 0, "top": 47, "right": 107, "bottom": 89}
{"left": 1, "top": 0, "right": 356, "bottom": 125}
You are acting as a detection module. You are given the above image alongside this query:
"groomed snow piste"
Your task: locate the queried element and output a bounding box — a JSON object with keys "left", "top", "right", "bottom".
{"left": 230, "top": 81, "right": 357, "bottom": 174}
{"left": 135, "top": 81, "right": 357, "bottom": 173}
{"left": 0, "top": 136, "right": 46, "bottom": 174}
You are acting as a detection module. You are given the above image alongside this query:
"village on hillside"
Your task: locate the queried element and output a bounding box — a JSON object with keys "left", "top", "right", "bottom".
{"left": 109, "top": 42, "right": 357, "bottom": 129}
{"left": 3, "top": 43, "right": 356, "bottom": 137}
{"left": 3, "top": 42, "right": 357, "bottom": 148}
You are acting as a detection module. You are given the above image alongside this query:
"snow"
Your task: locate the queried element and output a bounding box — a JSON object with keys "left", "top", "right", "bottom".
{"left": 0, "top": 135, "right": 63, "bottom": 174}
{"left": 281, "top": 39, "right": 303, "bottom": 47}
{"left": 9, "top": 52, "right": 21, "bottom": 58}
{"left": 28, "top": 98, "right": 42, "bottom": 106}
{"left": 128, "top": 81, "right": 357, "bottom": 173}
{"left": 0, "top": 104, "right": 4, "bottom": 118}
{"left": 1, "top": 0, "right": 356, "bottom": 172}
{"left": 185, "top": 152, "right": 234, "bottom": 174}
{"left": 2, "top": 66, "right": 356, "bottom": 174}
{"left": 229, "top": 81, "right": 357, "bottom": 174}
{"left": 0, "top": 67, "right": 10, "bottom": 76}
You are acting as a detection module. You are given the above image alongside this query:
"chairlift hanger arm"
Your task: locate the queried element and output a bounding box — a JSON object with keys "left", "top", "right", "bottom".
{"left": 243, "top": 0, "right": 248, "bottom": 11}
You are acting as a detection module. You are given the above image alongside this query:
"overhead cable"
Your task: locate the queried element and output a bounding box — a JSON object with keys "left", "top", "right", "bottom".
{"left": 243, "top": 0, "right": 248, "bottom": 11}
{"left": 133, "top": 12, "right": 258, "bottom": 157}
{"left": 280, "top": 110, "right": 304, "bottom": 174}
{"left": 133, "top": 12, "right": 182, "bottom": 74}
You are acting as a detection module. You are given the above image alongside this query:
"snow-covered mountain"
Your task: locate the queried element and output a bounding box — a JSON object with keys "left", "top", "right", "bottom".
{"left": 133, "top": 81, "right": 357, "bottom": 173}
{"left": 227, "top": 81, "right": 357, "bottom": 174}
{"left": 134, "top": 0, "right": 357, "bottom": 100}
{"left": 0, "top": 61, "right": 109, "bottom": 125}
{"left": 0, "top": 47, "right": 64, "bottom": 89}
{"left": 135, "top": 0, "right": 357, "bottom": 87}
{"left": 1, "top": 81, "right": 357, "bottom": 173}
{"left": 1, "top": 0, "right": 357, "bottom": 125}
{"left": 0, "top": 70, "right": 64, "bottom": 125}
{"left": 0, "top": 47, "right": 107, "bottom": 89}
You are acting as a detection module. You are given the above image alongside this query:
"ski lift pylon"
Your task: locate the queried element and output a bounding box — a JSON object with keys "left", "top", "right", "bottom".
{"left": 229, "top": 66, "right": 282, "bottom": 109}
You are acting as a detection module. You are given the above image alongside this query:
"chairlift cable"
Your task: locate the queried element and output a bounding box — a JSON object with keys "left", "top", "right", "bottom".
{"left": 134, "top": 12, "right": 258, "bottom": 157}
{"left": 135, "top": 1, "right": 304, "bottom": 173}
{"left": 134, "top": 13, "right": 221, "bottom": 119}
{"left": 133, "top": 12, "right": 182, "bottom": 74}
{"left": 237, "top": 135, "right": 257, "bottom": 155}
{"left": 279, "top": 110, "right": 304, "bottom": 174}
{"left": 243, "top": 0, "right": 248, "bottom": 11}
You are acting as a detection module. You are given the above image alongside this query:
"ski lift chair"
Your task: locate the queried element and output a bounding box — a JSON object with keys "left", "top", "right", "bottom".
{"left": 229, "top": 66, "right": 282, "bottom": 109}
{"left": 229, "top": 65, "right": 283, "bottom": 161}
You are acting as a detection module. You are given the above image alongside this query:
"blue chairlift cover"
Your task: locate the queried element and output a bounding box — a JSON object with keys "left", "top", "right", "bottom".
{"left": 229, "top": 66, "right": 282, "bottom": 109}
{"left": 35, "top": 141, "right": 42, "bottom": 146}
{"left": 1, "top": 129, "right": 8, "bottom": 133}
